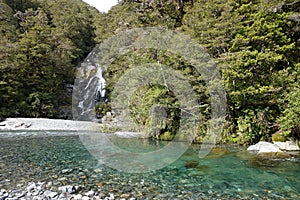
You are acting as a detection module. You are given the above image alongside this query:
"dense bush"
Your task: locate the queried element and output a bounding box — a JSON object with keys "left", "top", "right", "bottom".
{"left": 1, "top": 0, "right": 299, "bottom": 144}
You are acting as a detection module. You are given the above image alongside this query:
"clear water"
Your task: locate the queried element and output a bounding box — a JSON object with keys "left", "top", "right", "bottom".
{"left": 0, "top": 131, "right": 299, "bottom": 199}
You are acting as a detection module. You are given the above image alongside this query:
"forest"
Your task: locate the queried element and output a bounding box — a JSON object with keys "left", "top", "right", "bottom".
{"left": 0, "top": 0, "right": 299, "bottom": 145}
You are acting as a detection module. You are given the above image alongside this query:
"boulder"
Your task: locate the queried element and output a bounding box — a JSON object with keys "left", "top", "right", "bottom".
{"left": 273, "top": 141, "right": 300, "bottom": 151}
{"left": 247, "top": 141, "right": 282, "bottom": 153}
{"left": 249, "top": 152, "right": 291, "bottom": 168}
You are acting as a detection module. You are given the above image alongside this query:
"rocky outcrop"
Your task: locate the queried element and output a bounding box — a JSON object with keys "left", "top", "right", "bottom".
{"left": 273, "top": 141, "right": 300, "bottom": 151}
{"left": 248, "top": 141, "right": 300, "bottom": 153}
{"left": 247, "top": 141, "right": 282, "bottom": 153}
{"left": 247, "top": 141, "right": 299, "bottom": 160}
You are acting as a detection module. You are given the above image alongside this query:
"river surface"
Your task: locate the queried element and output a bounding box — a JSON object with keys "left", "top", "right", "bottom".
{"left": 0, "top": 131, "right": 299, "bottom": 199}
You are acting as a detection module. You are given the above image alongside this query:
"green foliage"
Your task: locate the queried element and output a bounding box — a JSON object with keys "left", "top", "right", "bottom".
{"left": 105, "top": 48, "right": 209, "bottom": 141}
{"left": 0, "top": 0, "right": 96, "bottom": 118}
{"left": 183, "top": 0, "right": 299, "bottom": 143}
{"left": 272, "top": 132, "right": 288, "bottom": 142}
{"left": 278, "top": 78, "right": 300, "bottom": 139}
{"left": 129, "top": 84, "right": 181, "bottom": 139}
{"left": 95, "top": 102, "right": 111, "bottom": 117}
{"left": 0, "top": 0, "right": 299, "bottom": 144}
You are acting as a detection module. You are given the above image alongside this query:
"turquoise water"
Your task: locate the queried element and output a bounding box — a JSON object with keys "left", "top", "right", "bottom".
{"left": 0, "top": 132, "right": 299, "bottom": 199}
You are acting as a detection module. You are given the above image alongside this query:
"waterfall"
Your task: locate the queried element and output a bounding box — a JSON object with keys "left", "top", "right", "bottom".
{"left": 94, "top": 64, "right": 106, "bottom": 105}
{"left": 73, "top": 62, "right": 106, "bottom": 121}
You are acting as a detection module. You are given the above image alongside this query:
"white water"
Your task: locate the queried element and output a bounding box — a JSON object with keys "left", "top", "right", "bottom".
{"left": 73, "top": 62, "right": 106, "bottom": 120}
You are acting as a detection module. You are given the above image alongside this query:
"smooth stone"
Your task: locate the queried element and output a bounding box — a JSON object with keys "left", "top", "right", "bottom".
{"left": 247, "top": 141, "right": 282, "bottom": 153}
{"left": 26, "top": 182, "right": 36, "bottom": 192}
{"left": 46, "top": 191, "right": 58, "bottom": 198}
{"left": 43, "top": 190, "right": 51, "bottom": 196}
{"left": 32, "top": 197, "right": 42, "bottom": 200}
{"left": 61, "top": 169, "right": 73, "bottom": 174}
{"left": 0, "top": 193, "right": 9, "bottom": 200}
{"left": 120, "top": 194, "right": 130, "bottom": 199}
{"left": 37, "top": 182, "right": 44, "bottom": 186}
{"left": 58, "top": 185, "right": 76, "bottom": 194}
{"left": 47, "top": 182, "right": 53, "bottom": 187}
{"left": 85, "top": 190, "right": 95, "bottom": 197}
{"left": 104, "top": 193, "right": 115, "bottom": 200}
{"left": 31, "top": 188, "right": 41, "bottom": 196}
{"left": 57, "top": 177, "right": 67, "bottom": 181}
{"left": 94, "top": 168, "right": 102, "bottom": 173}
{"left": 58, "top": 193, "right": 66, "bottom": 199}
{"left": 82, "top": 196, "right": 89, "bottom": 200}
{"left": 73, "top": 194, "right": 82, "bottom": 200}
{"left": 273, "top": 141, "right": 300, "bottom": 151}
{"left": 14, "top": 191, "right": 26, "bottom": 198}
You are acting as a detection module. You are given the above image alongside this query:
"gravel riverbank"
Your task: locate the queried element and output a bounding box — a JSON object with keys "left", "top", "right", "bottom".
{"left": 0, "top": 118, "right": 103, "bottom": 132}
{"left": 0, "top": 182, "right": 126, "bottom": 200}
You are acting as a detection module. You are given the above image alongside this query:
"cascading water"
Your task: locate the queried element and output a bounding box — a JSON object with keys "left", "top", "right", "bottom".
{"left": 72, "top": 61, "right": 106, "bottom": 121}
{"left": 94, "top": 64, "right": 106, "bottom": 105}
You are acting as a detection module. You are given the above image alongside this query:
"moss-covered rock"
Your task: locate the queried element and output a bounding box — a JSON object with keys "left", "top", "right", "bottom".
{"left": 272, "top": 132, "right": 287, "bottom": 142}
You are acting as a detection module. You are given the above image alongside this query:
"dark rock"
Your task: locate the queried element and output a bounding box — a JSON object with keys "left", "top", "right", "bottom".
{"left": 184, "top": 160, "right": 199, "bottom": 168}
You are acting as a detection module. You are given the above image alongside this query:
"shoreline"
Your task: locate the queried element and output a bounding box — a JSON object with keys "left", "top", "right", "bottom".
{"left": 0, "top": 118, "right": 146, "bottom": 139}
{"left": 0, "top": 118, "right": 103, "bottom": 132}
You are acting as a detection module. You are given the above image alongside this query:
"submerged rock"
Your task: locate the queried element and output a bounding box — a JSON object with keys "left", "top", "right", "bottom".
{"left": 249, "top": 152, "right": 292, "bottom": 168}
{"left": 184, "top": 160, "right": 199, "bottom": 168}
{"left": 205, "top": 147, "right": 229, "bottom": 159}
{"left": 256, "top": 151, "right": 292, "bottom": 159}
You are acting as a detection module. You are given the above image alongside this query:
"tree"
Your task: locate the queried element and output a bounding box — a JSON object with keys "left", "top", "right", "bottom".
{"left": 183, "top": 0, "right": 299, "bottom": 144}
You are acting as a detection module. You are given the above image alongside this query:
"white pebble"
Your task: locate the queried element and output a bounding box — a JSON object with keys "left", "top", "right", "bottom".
{"left": 85, "top": 190, "right": 95, "bottom": 197}
{"left": 82, "top": 196, "right": 90, "bottom": 200}
{"left": 73, "top": 194, "right": 82, "bottom": 200}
